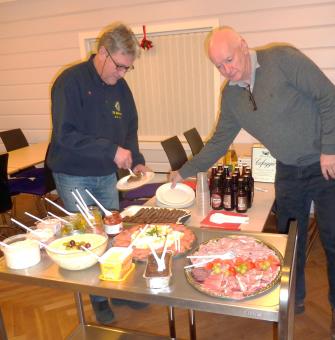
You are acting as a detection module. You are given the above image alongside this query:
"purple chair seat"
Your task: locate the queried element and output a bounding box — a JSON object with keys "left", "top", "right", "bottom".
{"left": 9, "top": 174, "right": 50, "bottom": 196}
{"left": 123, "top": 182, "right": 164, "bottom": 200}
{"left": 120, "top": 199, "right": 148, "bottom": 211}
{"left": 8, "top": 177, "right": 38, "bottom": 195}
{"left": 12, "top": 167, "right": 45, "bottom": 179}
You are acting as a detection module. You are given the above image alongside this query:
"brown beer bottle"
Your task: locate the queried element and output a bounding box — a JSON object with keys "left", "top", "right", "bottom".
{"left": 217, "top": 163, "right": 223, "bottom": 173}
{"left": 241, "top": 163, "right": 248, "bottom": 177}
{"left": 223, "top": 176, "right": 234, "bottom": 211}
{"left": 245, "top": 170, "right": 254, "bottom": 206}
{"left": 210, "top": 176, "right": 222, "bottom": 210}
{"left": 235, "top": 166, "right": 242, "bottom": 177}
{"left": 243, "top": 174, "right": 252, "bottom": 208}
{"left": 236, "top": 178, "right": 248, "bottom": 213}
{"left": 223, "top": 165, "right": 230, "bottom": 179}
{"left": 209, "top": 166, "right": 217, "bottom": 192}
{"left": 231, "top": 173, "right": 238, "bottom": 209}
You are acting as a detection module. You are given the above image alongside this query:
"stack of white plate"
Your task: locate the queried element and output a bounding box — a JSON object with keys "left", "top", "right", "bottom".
{"left": 155, "top": 183, "right": 195, "bottom": 208}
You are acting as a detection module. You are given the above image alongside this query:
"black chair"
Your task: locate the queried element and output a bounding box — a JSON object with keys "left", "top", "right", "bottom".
{"left": 161, "top": 136, "right": 188, "bottom": 171}
{"left": 183, "top": 127, "right": 204, "bottom": 156}
{"left": 0, "top": 128, "right": 44, "bottom": 179}
{"left": 1, "top": 145, "right": 56, "bottom": 216}
{"left": 0, "top": 153, "right": 36, "bottom": 224}
{"left": 16, "top": 143, "right": 56, "bottom": 214}
{"left": 0, "top": 129, "right": 30, "bottom": 152}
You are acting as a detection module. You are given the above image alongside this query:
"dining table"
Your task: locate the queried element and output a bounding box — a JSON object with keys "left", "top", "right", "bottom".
{"left": 147, "top": 182, "right": 275, "bottom": 233}
{"left": 0, "top": 207, "right": 297, "bottom": 340}
{"left": 7, "top": 141, "right": 49, "bottom": 175}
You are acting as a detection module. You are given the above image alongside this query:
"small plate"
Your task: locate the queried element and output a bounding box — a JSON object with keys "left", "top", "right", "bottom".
{"left": 116, "top": 172, "right": 155, "bottom": 191}
{"left": 156, "top": 183, "right": 195, "bottom": 207}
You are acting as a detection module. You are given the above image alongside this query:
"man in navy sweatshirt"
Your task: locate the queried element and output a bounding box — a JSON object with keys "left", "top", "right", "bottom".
{"left": 48, "top": 22, "right": 148, "bottom": 325}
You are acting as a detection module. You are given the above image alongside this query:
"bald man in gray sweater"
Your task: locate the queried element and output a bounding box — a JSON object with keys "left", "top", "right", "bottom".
{"left": 171, "top": 27, "right": 335, "bottom": 338}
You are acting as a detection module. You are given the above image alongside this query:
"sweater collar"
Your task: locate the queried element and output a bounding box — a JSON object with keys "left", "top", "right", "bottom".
{"left": 229, "top": 49, "right": 260, "bottom": 91}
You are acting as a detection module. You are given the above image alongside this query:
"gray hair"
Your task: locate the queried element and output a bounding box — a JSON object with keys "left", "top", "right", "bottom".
{"left": 97, "top": 22, "right": 140, "bottom": 58}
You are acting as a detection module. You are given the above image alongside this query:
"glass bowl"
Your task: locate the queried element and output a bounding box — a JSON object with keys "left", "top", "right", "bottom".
{"left": 60, "top": 211, "right": 104, "bottom": 236}
{"left": 45, "top": 233, "right": 108, "bottom": 270}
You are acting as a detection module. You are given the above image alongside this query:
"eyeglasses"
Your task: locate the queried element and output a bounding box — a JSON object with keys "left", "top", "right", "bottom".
{"left": 106, "top": 49, "right": 134, "bottom": 73}
{"left": 246, "top": 85, "right": 257, "bottom": 111}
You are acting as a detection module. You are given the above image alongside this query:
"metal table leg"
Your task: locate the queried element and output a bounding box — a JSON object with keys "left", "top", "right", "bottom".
{"left": 0, "top": 307, "right": 8, "bottom": 340}
{"left": 167, "top": 306, "right": 176, "bottom": 339}
{"left": 74, "top": 291, "right": 86, "bottom": 325}
{"left": 188, "top": 309, "right": 196, "bottom": 340}
{"left": 278, "top": 221, "right": 297, "bottom": 340}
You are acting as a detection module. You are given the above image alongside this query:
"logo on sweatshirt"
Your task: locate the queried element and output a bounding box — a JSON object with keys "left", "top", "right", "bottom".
{"left": 112, "top": 101, "right": 122, "bottom": 119}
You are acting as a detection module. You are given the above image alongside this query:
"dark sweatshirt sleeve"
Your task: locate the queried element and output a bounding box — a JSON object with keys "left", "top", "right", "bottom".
{"left": 51, "top": 75, "right": 119, "bottom": 165}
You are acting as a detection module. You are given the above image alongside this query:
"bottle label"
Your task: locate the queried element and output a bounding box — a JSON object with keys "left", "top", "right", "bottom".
{"left": 223, "top": 195, "right": 232, "bottom": 209}
{"left": 211, "top": 194, "right": 222, "bottom": 209}
{"left": 237, "top": 197, "right": 247, "bottom": 210}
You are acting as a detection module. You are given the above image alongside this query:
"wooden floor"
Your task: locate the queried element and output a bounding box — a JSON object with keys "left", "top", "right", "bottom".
{"left": 0, "top": 194, "right": 332, "bottom": 339}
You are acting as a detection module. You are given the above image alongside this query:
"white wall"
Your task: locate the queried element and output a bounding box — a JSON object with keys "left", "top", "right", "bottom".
{"left": 0, "top": 0, "right": 334, "bottom": 170}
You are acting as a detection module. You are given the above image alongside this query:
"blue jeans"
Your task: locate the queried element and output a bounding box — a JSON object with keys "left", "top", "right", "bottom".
{"left": 275, "top": 161, "right": 335, "bottom": 309}
{"left": 53, "top": 172, "right": 119, "bottom": 304}
{"left": 52, "top": 172, "right": 119, "bottom": 212}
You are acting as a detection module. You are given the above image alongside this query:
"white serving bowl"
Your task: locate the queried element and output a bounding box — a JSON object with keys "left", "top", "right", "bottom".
{"left": 1, "top": 234, "right": 41, "bottom": 270}
{"left": 46, "top": 233, "right": 108, "bottom": 270}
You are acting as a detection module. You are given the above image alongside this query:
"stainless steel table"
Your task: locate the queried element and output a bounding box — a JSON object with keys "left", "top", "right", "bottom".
{"left": 0, "top": 224, "right": 297, "bottom": 340}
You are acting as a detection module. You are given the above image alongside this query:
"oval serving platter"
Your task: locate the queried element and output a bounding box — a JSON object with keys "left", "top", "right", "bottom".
{"left": 184, "top": 235, "right": 283, "bottom": 301}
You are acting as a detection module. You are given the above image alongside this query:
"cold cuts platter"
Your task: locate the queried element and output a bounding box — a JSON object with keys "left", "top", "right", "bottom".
{"left": 184, "top": 235, "right": 283, "bottom": 300}
{"left": 113, "top": 224, "right": 196, "bottom": 261}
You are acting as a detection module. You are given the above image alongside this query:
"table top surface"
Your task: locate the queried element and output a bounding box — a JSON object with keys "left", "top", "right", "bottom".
{"left": 7, "top": 141, "right": 48, "bottom": 175}
{"left": 0, "top": 228, "right": 289, "bottom": 322}
{"left": 146, "top": 182, "right": 275, "bottom": 233}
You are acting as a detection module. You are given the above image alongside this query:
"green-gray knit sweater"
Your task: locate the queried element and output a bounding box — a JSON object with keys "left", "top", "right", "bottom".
{"left": 180, "top": 45, "right": 335, "bottom": 179}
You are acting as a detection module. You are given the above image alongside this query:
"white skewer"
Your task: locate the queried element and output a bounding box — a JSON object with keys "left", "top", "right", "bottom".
{"left": 187, "top": 252, "right": 235, "bottom": 260}
{"left": 44, "top": 197, "right": 74, "bottom": 216}
{"left": 11, "top": 218, "right": 41, "bottom": 237}
{"left": 0, "top": 241, "right": 13, "bottom": 248}
{"left": 159, "top": 236, "right": 168, "bottom": 271}
{"left": 85, "top": 189, "right": 111, "bottom": 216}
{"left": 71, "top": 191, "right": 92, "bottom": 218}
{"left": 75, "top": 203, "right": 93, "bottom": 228}
{"left": 174, "top": 233, "right": 181, "bottom": 252}
{"left": 47, "top": 211, "right": 68, "bottom": 224}
{"left": 24, "top": 212, "right": 44, "bottom": 223}
{"left": 128, "top": 168, "right": 136, "bottom": 177}
{"left": 80, "top": 245, "right": 101, "bottom": 261}
{"left": 184, "top": 259, "right": 214, "bottom": 269}
{"left": 10, "top": 218, "right": 67, "bottom": 254}
{"left": 75, "top": 188, "right": 90, "bottom": 214}
{"left": 147, "top": 242, "right": 164, "bottom": 272}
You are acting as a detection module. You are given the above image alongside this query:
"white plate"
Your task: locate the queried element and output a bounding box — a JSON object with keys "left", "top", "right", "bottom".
{"left": 156, "top": 199, "right": 195, "bottom": 209}
{"left": 116, "top": 172, "right": 155, "bottom": 191}
{"left": 156, "top": 183, "right": 195, "bottom": 207}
